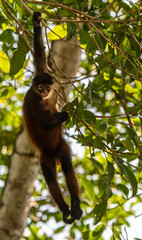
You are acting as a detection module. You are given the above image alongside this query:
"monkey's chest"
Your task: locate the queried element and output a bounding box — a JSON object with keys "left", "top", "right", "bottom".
{"left": 27, "top": 114, "right": 61, "bottom": 150}
{"left": 40, "top": 99, "right": 55, "bottom": 113}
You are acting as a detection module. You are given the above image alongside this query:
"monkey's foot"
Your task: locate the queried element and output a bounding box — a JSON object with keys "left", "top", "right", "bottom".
{"left": 71, "top": 197, "right": 83, "bottom": 220}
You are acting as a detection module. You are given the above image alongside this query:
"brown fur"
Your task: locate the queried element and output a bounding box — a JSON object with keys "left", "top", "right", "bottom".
{"left": 23, "top": 12, "right": 82, "bottom": 224}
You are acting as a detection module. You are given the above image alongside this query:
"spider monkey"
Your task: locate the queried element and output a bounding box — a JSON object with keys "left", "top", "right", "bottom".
{"left": 23, "top": 12, "right": 82, "bottom": 224}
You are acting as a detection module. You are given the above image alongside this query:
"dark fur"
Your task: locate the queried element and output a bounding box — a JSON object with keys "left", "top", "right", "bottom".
{"left": 23, "top": 12, "right": 82, "bottom": 224}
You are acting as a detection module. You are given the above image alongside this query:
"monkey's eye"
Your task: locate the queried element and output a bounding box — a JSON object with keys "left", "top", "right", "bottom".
{"left": 38, "top": 85, "right": 44, "bottom": 93}
{"left": 46, "top": 86, "right": 50, "bottom": 92}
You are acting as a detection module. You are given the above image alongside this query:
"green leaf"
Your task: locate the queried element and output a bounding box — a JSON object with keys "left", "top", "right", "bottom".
{"left": 54, "top": 226, "right": 65, "bottom": 234}
{"left": 123, "top": 165, "right": 137, "bottom": 197}
{"left": 0, "top": 29, "right": 14, "bottom": 44}
{"left": 94, "top": 199, "right": 107, "bottom": 224}
{"left": 93, "top": 159, "right": 103, "bottom": 170}
{"left": 81, "top": 175, "right": 95, "bottom": 200}
{"left": 10, "top": 37, "right": 28, "bottom": 76}
{"left": 93, "top": 73, "right": 104, "bottom": 85}
{"left": 121, "top": 139, "right": 134, "bottom": 152}
{"left": 125, "top": 127, "right": 142, "bottom": 154}
{"left": 83, "top": 110, "right": 96, "bottom": 124}
{"left": 93, "top": 224, "right": 105, "bottom": 236}
{"left": 67, "top": 22, "right": 76, "bottom": 41}
{"left": 116, "top": 184, "right": 129, "bottom": 197}
{"left": 117, "top": 0, "right": 131, "bottom": 11}
{"left": 0, "top": 51, "right": 10, "bottom": 73}
{"left": 1, "top": 89, "right": 8, "bottom": 97}
{"left": 82, "top": 230, "right": 89, "bottom": 239}
{"left": 114, "top": 157, "right": 124, "bottom": 176}
{"left": 107, "top": 161, "right": 115, "bottom": 185}
{"left": 107, "top": 131, "right": 114, "bottom": 144}
{"left": 107, "top": 185, "right": 113, "bottom": 198}
{"left": 107, "top": 161, "right": 115, "bottom": 198}
{"left": 48, "top": 24, "right": 67, "bottom": 40}
{"left": 79, "top": 29, "right": 91, "bottom": 44}
{"left": 95, "top": 32, "right": 107, "bottom": 50}
{"left": 114, "top": 228, "right": 122, "bottom": 240}
{"left": 125, "top": 126, "right": 137, "bottom": 147}
{"left": 98, "top": 121, "right": 107, "bottom": 133}
{"left": 94, "top": 136, "right": 104, "bottom": 149}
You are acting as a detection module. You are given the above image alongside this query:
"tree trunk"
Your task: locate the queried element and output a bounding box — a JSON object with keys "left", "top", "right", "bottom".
{"left": 0, "top": 35, "right": 81, "bottom": 240}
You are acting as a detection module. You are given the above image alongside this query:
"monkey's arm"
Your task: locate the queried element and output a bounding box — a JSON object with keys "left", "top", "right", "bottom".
{"left": 36, "top": 111, "right": 68, "bottom": 129}
{"left": 33, "top": 12, "right": 47, "bottom": 74}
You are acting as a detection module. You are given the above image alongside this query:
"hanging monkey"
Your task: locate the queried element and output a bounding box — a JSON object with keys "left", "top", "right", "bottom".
{"left": 23, "top": 12, "right": 82, "bottom": 224}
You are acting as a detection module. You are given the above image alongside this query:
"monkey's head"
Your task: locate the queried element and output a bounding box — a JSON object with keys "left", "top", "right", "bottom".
{"left": 32, "top": 73, "right": 53, "bottom": 98}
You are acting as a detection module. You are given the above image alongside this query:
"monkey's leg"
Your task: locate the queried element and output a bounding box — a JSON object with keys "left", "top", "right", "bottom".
{"left": 58, "top": 139, "right": 83, "bottom": 221}
{"left": 40, "top": 154, "right": 75, "bottom": 224}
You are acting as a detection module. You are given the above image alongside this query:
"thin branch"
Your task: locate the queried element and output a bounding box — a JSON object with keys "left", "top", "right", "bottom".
{"left": 54, "top": 87, "right": 142, "bottom": 171}
{"left": 90, "top": 22, "right": 142, "bottom": 76}
{"left": 1, "top": 0, "right": 33, "bottom": 54}
{"left": 24, "top": 0, "right": 142, "bottom": 23}
{"left": 19, "top": 0, "right": 33, "bottom": 14}
{"left": 88, "top": 23, "right": 142, "bottom": 81}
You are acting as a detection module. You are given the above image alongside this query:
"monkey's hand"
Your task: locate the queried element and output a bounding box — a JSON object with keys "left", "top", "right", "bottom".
{"left": 62, "top": 206, "right": 75, "bottom": 224}
{"left": 71, "top": 197, "right": 83, "bottom": 221}
{"left": 33, "top": 12, "right": 41, "bottom": 27}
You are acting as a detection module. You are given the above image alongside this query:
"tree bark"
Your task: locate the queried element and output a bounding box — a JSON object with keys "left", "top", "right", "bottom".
{"left": 0, "top": 35, "right": 81, "bottom": 240}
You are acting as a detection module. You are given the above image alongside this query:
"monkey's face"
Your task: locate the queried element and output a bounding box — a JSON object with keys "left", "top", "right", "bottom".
{"left": 36, "top": 83, "right": 51, "bottom": 98}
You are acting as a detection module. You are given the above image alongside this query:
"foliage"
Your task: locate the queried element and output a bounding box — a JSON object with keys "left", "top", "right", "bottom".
{"left": 0, "top": 0, "right": 142, "bottom": 239}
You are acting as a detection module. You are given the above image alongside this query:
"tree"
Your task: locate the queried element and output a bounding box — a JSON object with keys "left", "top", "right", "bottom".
{"left": 0, "top": 0, "right": 142, "bottom": 239}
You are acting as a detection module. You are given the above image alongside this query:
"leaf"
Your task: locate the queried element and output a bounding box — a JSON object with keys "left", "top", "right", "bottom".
{"left": 123, "top": 165, "right": 137, "bottom": 197}
{"left": 125, "top": 126, "right": 142, "bottom": 154}
{"left": 107, "top": 161, "right": 115, "bottom": 185}
{"left": 98, "top": 121, "right": 107, "bottom": 133}
{"left": 94, "top": 136, "right": 104, "bottom": 149}
{"left": 10, "top": 37, "right": 28, "bottom": 76}
{"left": 67, "top": 22, "right": 76, "bottom": 41}
{"left": 117, "top": 0, "right": 131, "bottom": 11}
{"left": 107, "top": 185, "right": 113, "bottom": 198}
{"left": 81, "top": 175, "right": 95, "bottom": 200}
{"left": 93, "top": 159, "right": 103, "bottom": 170}
{"left": 114, "top": 157, "right": 124, "bottom": 176}
{"left": 93, "top": 224, "right": 105, "bottom": 236}
{"left": 117, "top": 184, "right": 129, "bottom": 197}
{"left": 114, "top": 228, "right": 122, "bottom": 240}
{"left": 1, "top": 89, "right": 8, "bottom": 97}
{"left": 83, "top": 110, "right": 96, "bottom": 124}
{"left": 94, "top": 32, "right": 107, "bottom": 50}
{"left": 82, "top": 230, "right": 89, "bottom": 239}
{"left": 79, "top": 29, "right": 91, "bottom": 44}
{"left": 54, "top": 226, "right": 65, "bottom": 234}
{"left": 125, "top": 126, "right": 137, "bottom": 147}
{"left": 0, "top": 51, "right": 10, "bottom": 73}
{"left": 109, "top": 64, "right": 116, "bottom": 79}
{"left": 48, "top": 24, "right": 67, "bottom": 40}
{"left": 93, "top": 73, "right": 104, "bottom": 85}
{"left": 94, "top": 199, "right": 107, "bottom": 224}
{"left": 107, "top": 131, "right": 114, "bottom": 144}
{"left": 0, "top": 29, "right": 14, "bottom": 44}
{"left": 121, "top": 139, "right": 134, "bottom": 152}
